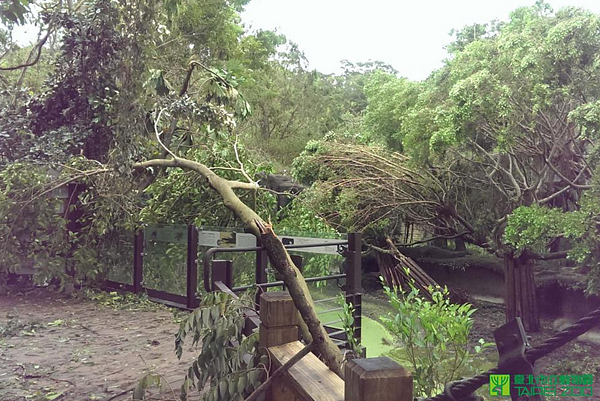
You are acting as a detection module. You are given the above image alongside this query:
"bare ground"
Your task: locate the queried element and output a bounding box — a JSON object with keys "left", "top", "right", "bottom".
{"left": 0, "top": 288, "right": 198, "bottom": 401}
{"left": 2, "top": 286, "right": 600, "bottom": 401}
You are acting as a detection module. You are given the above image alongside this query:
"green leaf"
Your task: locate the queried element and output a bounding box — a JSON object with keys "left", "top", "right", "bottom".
{"left": 238, "top": 374, "right": 247, "bottom": 392}
{"left": 228, "top": 377, "right": 237, "bottom": 396}
{"left": 219, "top": 380, "right": 228, "bottom": 399}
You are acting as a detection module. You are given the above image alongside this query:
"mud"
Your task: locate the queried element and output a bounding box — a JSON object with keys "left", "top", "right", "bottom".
{"left": 0, "top": 289, "right": 199, "bottom": 401}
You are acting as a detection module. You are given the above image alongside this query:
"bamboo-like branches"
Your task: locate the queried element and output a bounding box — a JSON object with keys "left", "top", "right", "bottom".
{"left": 304, "top": 143, "right": 479, "bottom": 240}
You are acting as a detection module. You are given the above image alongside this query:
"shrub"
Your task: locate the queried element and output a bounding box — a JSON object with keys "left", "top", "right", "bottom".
{"left": 175, "top": 291, "right": 266, "bottom": 401}
{"left": 381, "top": 277, "right": 489, "bottom": 397}
{"left": 0, "top": 163, "right": 70, "bottom": 285}
{"left": 337, "top": 293, "right": 361, "bottom": 357}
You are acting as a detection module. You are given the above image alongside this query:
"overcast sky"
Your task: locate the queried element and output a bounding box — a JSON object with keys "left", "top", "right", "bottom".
{"left": 11, "top": 1, "right": 600, "bottom": 81}
{"left": 241, "top": 0, "right": 600, "bottom": 80}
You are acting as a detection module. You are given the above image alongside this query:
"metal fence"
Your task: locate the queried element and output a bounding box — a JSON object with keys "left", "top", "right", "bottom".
{"left": 104, "top": 226, "right": 363, "bottom": 350}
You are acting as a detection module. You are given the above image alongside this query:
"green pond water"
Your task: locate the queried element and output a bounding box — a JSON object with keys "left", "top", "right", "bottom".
{"left": 315, "top": 304, "right": 394, "bottom": 357}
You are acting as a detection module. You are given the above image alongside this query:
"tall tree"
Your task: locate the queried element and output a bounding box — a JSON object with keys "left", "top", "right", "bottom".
{"left": 0, "top": 0, "right": 345, "bottom": 378}
{"left": 297, "top": 2, "right": 600, "bottom": 332}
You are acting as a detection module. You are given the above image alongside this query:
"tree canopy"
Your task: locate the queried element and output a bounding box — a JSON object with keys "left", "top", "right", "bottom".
{"left": 2, "top": 0, "right": 600, "bottom": 388}
{"left": 293, "top": 2, "right": 600, "bottom": 330}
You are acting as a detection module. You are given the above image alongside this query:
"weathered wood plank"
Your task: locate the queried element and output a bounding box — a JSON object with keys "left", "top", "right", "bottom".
{"left": 260, "top": 291, "right": 299, "bottom": 328}
{"left": 269, "top": 341, "right": 344, "bottom": 401}
{"left": 259, "top": 323, "right": 299, "bottom": 348}
{"left": 260, "top": 292, "right": 301, "bottom": 401}
{"left": 345, "top": 357, "right": 412, "bottom": 401}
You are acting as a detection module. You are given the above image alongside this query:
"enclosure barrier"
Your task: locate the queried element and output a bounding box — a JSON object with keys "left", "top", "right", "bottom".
{"left": 104, "top": 226, "right": 362, "bottom": 349}
{"left": 104, "top": 227, "right": 600, "bottom": 401}
{"left": 257, "top": 291, "right": 413, "bottom": 401}
{"left": 204, "top": 232, "right": 362, "bottom": 349}
{"left": 423, "top": 305, "right": 600, "bottom": 401}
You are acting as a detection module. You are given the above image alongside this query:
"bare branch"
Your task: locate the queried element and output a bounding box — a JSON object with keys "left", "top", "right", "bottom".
{"left": 0, "top": 19, "right": 54, "bottom": 71}
{"left": 134, "top": 158, "right": 258, "bottom": 191}
{"left": 234, "top": 133, "right": 255, "bottom": 185}
{"left": 544, "top": 157, "right": 591, "bottom": 190}
{"left": 154, "top": 108, "right": 178, "bottom": 159}
{"left": 401, "top": 231, "right": 472, "bottom": 247}
{"left": 526, "top": 250, "right": 569, "bottom": 261}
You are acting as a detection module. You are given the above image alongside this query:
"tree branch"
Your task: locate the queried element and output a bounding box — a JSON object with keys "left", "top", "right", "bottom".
{"left": 544, "top": 157, "right": 591, "bottom": 190}
{"left": 134, "top": 158, "right": 258, "bottom": 191}
{"left": 400, "top": 231, "right": 472, "bottom": 247}
{"left": 525, "top": 250, "right": 568, "bottom": 261}
{"left": 0, "top": 19, "right": 53, "bottom": 71}
{"left": 133, "top": 156, "right": 343, "bottom": 375}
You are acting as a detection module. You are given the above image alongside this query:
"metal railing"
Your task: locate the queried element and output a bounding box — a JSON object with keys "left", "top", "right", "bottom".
{"left": 204, "top": 232, "right": 363, "bottom": 349}
{"left": 104, "top": 226, "right": 363, "bottom": 349}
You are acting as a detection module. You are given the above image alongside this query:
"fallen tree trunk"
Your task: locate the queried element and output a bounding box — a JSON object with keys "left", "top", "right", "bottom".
{"left": 133, "top": 156, "right": 344, "bottom": 376}
{"left": 255, "top": 220, "right": 342, "bottom": 375}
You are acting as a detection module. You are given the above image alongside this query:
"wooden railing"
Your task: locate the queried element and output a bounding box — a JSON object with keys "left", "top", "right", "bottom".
{"left": 259, "top": 291, "right": 413, "bottom": 401}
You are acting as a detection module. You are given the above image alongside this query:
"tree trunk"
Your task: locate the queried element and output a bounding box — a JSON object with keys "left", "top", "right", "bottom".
{"left": 504, "top": 253, "right": 540, "bottom": 332}
{"left": 134, "top": 158, "right": 344, "bottom": 376}
{"left": 454, "top": 238, "right": 466, "bottom": 252}
{"left": 432, "top": 228, "right": 448, "bottom": 249}
{"left": 257, "top": 222, "right": 342, "bottom": 376}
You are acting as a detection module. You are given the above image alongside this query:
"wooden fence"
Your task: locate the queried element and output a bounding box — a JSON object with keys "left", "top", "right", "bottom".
{"left": 259, "top": 291, "right": 413, "bottom": 401}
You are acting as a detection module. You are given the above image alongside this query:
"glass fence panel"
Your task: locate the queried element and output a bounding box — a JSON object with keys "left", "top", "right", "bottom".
{"left": 105, "top": 230, "right": 134, "bottom": 285}
{"left": 143, "top": 225, "right": 188, "bottom": 296}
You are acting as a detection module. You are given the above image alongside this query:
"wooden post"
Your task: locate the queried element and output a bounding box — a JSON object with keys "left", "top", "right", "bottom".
{"left": 187, "top": 225, "right": 199, "bottom": 309}
{"left": 345, "top": 357, "right": 412, "bottom": 401}
{"left": 346, "top": 232, "right": 362, "bottom": 344}
{"left": 290, "top": 254, "right": 303, "bottom": 272}
{"left": 259, "top": 291, "right": 299, "bottom": 349}
{"left": 260, "top": 291, "right": 299, "bottom": 401}
{"left": 211, "top": 260, "right": 233, "bottom": 290}
{"left": 133, "top": 229, "right": 144, "bottom": 294}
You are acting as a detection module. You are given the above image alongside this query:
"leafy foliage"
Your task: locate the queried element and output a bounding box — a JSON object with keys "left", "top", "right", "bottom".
{"left": 504, "top": 183, "right": 600, "bottom": 294}
{"left": 0, "top": 156, "right": 139, "bottom": 288}
{"left": 504, "top": 205, "right": 580, "bottom": 251}
{"left": 363, "top": 71, "right": 421, "bottom": 152}
{"left": 297, "top": 4, "right": 600, "bottom": 308}
{"left": 175, "top": 291, "right": 266, "bottom": 401}
{"left": 337, "top": 294, "right": 361, "bottom": 356}
{"left": 0, "top": 163, "right": 70, "bottom": 283}
{"left": 381, "top": 277, "right": 489, "bottom": 397}
{"left": 140, "top": 142, "right": 274, "bottom": 226}
{"left": 25, "top": 1, "right": 124, "bottom": 163}
{"left": 274, "top": 193, "right": 343, "bottom": 278}
{"left": 0, "top": 0, "right": 33, "bottom": 25}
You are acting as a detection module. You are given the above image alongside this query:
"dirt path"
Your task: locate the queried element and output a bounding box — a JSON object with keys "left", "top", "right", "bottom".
{"left": 0, "top": 289, "right": 198, "bottom": 401}
{"left": 2, "top": 286, "right": 600, "bottom": 401}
